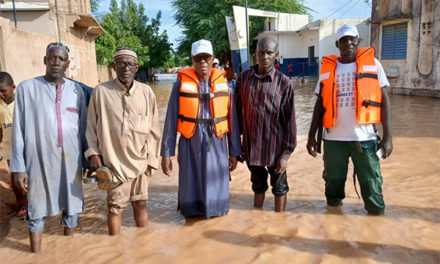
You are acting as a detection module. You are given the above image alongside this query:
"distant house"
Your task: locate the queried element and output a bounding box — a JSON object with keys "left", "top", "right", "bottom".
{"left": 226, "top": 6, "right": 370, "bottom": 78}
{"left": 370, "top": 0, "right": 439, "bottom": 97}
{"left": 255, "top": 18, "right": 370, "bottom": 78}
{"left": 0, "top": 0, "right": 104, "bottom": 86}
{"left": 226, "top": 5, "right": 309, "bottom": 74}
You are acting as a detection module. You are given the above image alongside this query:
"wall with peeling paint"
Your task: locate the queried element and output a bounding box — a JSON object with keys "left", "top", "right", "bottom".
{"left": 371, "top": 0, "right": 439, "bottom": 97}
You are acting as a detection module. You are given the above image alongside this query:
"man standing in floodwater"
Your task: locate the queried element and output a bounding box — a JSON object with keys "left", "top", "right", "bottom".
{"left": 85, "top": 47, "right": 161, "bottom": 235}
{"left": 161, "top": 39, "right": 241, "bottom": 218}
{"left": 10, "top": 43, "right": 88, "bottom": 253}
{"left": 236, "top": 37, "right": 297, "bottom": 212}
{"left": 306, "top": 24, "right": 393, "bottom": 215}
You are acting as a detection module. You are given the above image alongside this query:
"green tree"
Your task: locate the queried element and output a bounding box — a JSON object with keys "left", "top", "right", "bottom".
{"left": 95, "top": 0, "right": 173, "bottom": 70}
{"left": 172, "top": 0, "right": 310, "bottom": 65}
{"left": 90, "top": 0, "right": 100, "bottom": 13}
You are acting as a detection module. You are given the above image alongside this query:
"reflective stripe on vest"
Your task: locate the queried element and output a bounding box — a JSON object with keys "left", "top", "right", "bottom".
{"left": 177, "top": 67, "right": 229, "bottom": 139}
{"left": 319, "top": 47, "right": 382, "bottom": 128}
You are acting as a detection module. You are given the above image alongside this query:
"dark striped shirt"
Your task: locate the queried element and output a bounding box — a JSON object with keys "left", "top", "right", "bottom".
{"left": 236, "top": 65, "right": 297, "bottom": 166}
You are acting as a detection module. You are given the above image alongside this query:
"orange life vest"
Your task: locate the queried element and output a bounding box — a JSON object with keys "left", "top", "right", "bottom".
{"left": 319, "top": 47, "right": 382, "bottom": 128}
{"left": 177, "top": 67, "right": 229, "bottom": 139}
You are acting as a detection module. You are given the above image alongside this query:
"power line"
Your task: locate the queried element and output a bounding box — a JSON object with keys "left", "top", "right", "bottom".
{"left": 324, "top": 0, "right": 356, "bottom": 19}
{"left": 337, "top": 0, "right": 362, "bottom": 18}
{"left": 363, "top": 0, "right": 372, "bottom": 8}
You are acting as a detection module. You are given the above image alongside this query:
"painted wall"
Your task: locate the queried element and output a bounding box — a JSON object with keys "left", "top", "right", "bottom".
{"left": 255, "top": 18, "right": 370, "bottom": 77}
{"left": 0, "top": 17, "right": 54, "bottom": 83}
{"left": 257, "top": 30, "right": 319, "bottom": 76}
{"left": 371, "top": 0, "right": 439, "bottom": 97}
{"left": 0, "top": 0, "right": 102, "bottom": 86}
{"left": 228, "top": 5, "right": 309, "bottom": 70}
{"left": 317, "top": 18, "right": 370, "bottom": 60}
{"left": 0, "top": 11, "right": 55, "bottom": 37}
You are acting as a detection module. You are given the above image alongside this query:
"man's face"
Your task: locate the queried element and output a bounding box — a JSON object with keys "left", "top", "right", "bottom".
{"left": 337, "top": 36, "right": 359, "bottom": 60}
{"left": 192, "top": 53, "right": 214, "bottom": 76}
{"left": 256, "top": 39, "right": 278, "bottom": 74}
{"left": 0, "top": 82, "right": 15, "bottom": 102}
{"left": 113, "top": 55, "right": 139, "bottom": 85}
{"left": 44, "top": 48, "right": 69, "bottom": 80}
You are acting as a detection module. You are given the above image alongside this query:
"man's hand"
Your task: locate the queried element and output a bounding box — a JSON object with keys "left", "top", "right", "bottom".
{"left": 89, "top": 155, "right": 103, "bottom": 170}
{"left": 229, "top": 156, "right": 238, "bottom": 172}
{"left": 161, "top": 157, "right": 172, "bottom": 176}
{"left": 274, "top": 157, "right": 288, "bottom": 174}
{"left": 306, "top": 137, "right": 318, "bottom": 157}
{"left": 13, "top": 172, "right": 28, "bottom": 194}
{"left": 378, "top": 137, "right": 393, "bottom": 159}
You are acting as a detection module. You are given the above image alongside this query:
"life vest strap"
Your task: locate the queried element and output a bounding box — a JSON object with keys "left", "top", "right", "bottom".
{"left": 178, "top": 114, "right": 227, "bottom": 125}
{"left": 362, "top": 100, "right": 381, "bottom": 108}
{"left": 355, "top": 73, "right": 378, "bottom": 80}
{"left": 180, "top": 91, "right": 229, "bottom": 99}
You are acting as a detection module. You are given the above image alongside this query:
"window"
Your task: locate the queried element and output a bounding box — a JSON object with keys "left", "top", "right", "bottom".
{"left": 381, "top": 22, "right": 408, "bottom": 60}
{"left": 308, "top": 46, "right": 314, "bottom": 64}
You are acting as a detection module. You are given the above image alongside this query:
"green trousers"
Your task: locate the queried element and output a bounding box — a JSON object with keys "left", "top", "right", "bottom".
{"left": 323, "top": 140, "right": 385, "bottom": 215}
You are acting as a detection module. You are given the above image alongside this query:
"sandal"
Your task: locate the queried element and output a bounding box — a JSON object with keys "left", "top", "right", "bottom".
{"left": 96, "top": 166, "right": 119, "bottom": 190}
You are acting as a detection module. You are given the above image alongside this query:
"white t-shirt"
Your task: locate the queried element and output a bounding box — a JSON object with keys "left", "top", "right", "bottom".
{"left": 315, "top": 58, "right": 389, "bottom": 141}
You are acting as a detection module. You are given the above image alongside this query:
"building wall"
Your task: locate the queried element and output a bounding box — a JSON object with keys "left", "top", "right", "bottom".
{"left": 318, "top": 18, "right": 370, "bottom": 59}
{"left": 0, "top": 0, "right": 102, "bottom": 86}
{"left": 371, "top": 0, "right": 439, "bottom": 97}
{"left": 0, "top": 11, "right": 55, "bottom": 36}
{"left": 0, "top": 17, "right": 54, "bottom": 83}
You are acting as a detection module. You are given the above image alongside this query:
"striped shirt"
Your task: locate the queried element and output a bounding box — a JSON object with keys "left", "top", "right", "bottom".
{"left": 236, "top": 65, "right": 297, "bottom": 166}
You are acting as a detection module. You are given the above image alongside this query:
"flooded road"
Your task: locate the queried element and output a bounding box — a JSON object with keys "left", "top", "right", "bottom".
{"left": 0, "top": 80, "right": 439, "bottom": 263}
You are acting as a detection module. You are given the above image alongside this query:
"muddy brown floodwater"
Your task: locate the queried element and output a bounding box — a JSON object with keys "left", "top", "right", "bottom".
{"left": 0, "top": 81, "right": 439, "bottom": 263}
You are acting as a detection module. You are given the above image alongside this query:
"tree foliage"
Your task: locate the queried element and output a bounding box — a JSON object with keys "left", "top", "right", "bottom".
{"left": 95, "top": 0, "right": 173, "bottom": 69}
{"left": 90, "top": 0, "right": 100, "bottom": 13}
{"left": 172, "top": 0, "right": 310, "bottom": 65}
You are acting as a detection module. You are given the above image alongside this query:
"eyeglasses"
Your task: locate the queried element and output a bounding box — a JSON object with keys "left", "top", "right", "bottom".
{"left": 193, "top": 55, "right": 212, "bottom": 63}
{"left": 114, "top": 62, "right": 138, "bottom": 70}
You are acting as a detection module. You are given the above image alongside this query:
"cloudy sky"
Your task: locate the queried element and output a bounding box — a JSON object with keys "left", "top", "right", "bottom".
{"left": 97, "top": 0, "right": 372, "bottom": 49}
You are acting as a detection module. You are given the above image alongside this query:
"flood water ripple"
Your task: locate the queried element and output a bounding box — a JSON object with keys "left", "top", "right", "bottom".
{"left": 0, "top": 81, "right": 439, "bottom": 263}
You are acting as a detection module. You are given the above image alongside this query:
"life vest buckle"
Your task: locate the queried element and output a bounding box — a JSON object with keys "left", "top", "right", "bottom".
{"left": 362, "top": 100, "right": 381, "bottom": 108}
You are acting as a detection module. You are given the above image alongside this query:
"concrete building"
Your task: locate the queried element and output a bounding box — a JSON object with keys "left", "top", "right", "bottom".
{"left": 370, "top": 0, "right": 439, "bottom": 97}
{"left": 0, "top": 0, "right": 104, "bottom": 86}
{"left": 255, "top": 18, "right": 370, "bottom": 77}
{"left": 226, "top": 5, "right": 309, "bottom": 73}
{"left": 226, "top": 6, "right": 369, "bottom": 78}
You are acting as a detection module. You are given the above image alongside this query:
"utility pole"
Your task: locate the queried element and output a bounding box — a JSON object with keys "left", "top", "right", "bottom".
{"left": 12, "top": 0, "right": 17, "bottom": 28}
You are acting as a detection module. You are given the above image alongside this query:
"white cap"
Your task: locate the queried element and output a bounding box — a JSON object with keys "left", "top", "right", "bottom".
{"left": 336, "top": 24, "right": 359, "bottom": 41}
{"left": 191, "top": 39, "right": 213, "bottom": 56}
{"left": 213, "top": 58, "right": 219, "bottom": 64}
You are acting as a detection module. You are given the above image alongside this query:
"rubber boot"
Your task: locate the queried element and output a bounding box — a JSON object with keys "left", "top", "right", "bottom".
{"left": 274, "top": 195, "right": 287, "bottom": 212}
{"left": 254, "top": 193, "right": 265, "bottom": 209}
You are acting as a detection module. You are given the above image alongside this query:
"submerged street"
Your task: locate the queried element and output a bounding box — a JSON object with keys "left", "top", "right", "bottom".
{"left": 0, "top": 81, "right": 439, "bottom": 263}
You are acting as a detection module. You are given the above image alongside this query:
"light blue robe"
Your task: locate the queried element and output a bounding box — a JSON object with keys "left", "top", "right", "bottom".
{"left": 161, "top": 80, "right": 242, "bottom": 218}
{"left": 10, "top": 77, "right": 87, "bottom": 220}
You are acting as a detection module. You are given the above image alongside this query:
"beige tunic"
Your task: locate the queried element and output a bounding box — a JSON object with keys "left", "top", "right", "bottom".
{"left": 85, "top": 79, "right": 160, "bottom": 182}
{"left": 0, "top": 99, "right": 14, "bottom": 159}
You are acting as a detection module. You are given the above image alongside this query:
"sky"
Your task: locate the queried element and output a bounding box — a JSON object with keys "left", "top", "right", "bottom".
{"left": 96, "top": 0, "right": 373, "bottom": 49}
